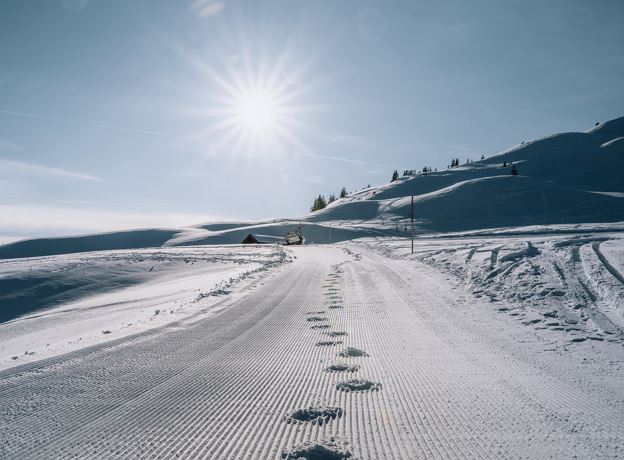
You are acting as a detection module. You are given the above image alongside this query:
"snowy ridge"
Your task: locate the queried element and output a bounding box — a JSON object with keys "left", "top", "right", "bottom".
{"left": 308, "top": 116, "right": 624, "bottom": 232}
{"left": 1, "top": 116, "right": 622, "bottom": 259}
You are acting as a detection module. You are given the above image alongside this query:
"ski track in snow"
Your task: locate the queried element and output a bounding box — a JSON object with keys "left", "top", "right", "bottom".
{"left": 1, "top": 244, "right": 623, "bottom": 459}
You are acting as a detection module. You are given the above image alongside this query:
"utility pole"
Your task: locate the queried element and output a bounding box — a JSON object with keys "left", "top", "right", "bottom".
{"left": 411, "top": 195, "right": 414, "bottom": 254}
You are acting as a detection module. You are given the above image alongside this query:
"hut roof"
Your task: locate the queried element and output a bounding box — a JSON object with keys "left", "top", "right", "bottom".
{"left": 241, "top": 233, "right": 284, "bottom": 244}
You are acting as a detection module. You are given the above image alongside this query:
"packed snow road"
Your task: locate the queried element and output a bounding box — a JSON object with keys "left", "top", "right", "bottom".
{"left": 1, "top": 244, "right": 623, "bottom": 459}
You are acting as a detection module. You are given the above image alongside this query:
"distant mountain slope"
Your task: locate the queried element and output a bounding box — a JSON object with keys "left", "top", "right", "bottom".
{"left": 169, "top": 221, "right": 378, "bottom": 246}
{"left": 0, "top": 230, "right": 178, "bottom": 260}
{"left": 307, "top": 116, "right": 624, "bottom": 231}
{"left": 382, "top": 176, "right": 624, "bottom": 232}
{"left": 0, "top": 116, "right": 622, "bottom": 259}
{"left": 0, "top": 221, "right": 378, "bottom": 260}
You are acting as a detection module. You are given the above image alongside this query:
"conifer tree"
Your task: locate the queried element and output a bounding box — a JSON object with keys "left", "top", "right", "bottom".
{"left": 391, "top": 170, "right": 399, "bottom": 182}
{"left": 340, "top": 187, "right": 347, "bottom": 198}
{"left": 511, "top": 164, "right": 518, "bottom": 176}
{"left": 310, "top": 195, "right": 327, "bottom": 212}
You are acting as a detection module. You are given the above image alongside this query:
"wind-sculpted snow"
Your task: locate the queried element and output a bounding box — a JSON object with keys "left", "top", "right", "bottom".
{"left": 0, "top": 245, "right": 289, "bottom": 369}
{"left": 0, "top": 229, "right": 179, "bottom": 260}
{"left": 0, "top": 245, "right": 622, "bottom": 458}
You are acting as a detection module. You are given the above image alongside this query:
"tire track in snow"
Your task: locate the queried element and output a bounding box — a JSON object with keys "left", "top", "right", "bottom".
{"left": 593, "top": 242, "right": 624, "bottom": 285}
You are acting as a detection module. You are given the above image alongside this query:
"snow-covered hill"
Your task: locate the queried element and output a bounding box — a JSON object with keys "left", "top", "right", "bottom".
{"left": 1, "top": 120, "right": 623, "bottom": 459}
{"left": 309, "top": 116, "right": 624, "bottom": 232}
{"left": 0, "top": 116, "right": 622, "bottom": 259}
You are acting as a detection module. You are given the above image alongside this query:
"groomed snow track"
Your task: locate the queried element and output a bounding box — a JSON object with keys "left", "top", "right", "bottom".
{"left": 1, "top": 246, "right": 623, "bottom": 459}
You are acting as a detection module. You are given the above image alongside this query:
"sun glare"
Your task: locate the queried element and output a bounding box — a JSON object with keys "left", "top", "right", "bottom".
{"left": 235, "top": 90, "right": 278, "bottom": 134}
{"left": 178, "top": 44, "right": 317, "bottom": 156}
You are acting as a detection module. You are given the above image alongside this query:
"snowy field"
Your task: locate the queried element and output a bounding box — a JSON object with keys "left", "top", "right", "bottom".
{"left": 0, "top": 117, "right": 623, "bottom": 458}
{"left": 1, "top": 234, "right": 623, "bottom": 458}
{"left": 362, "top": 226, "right": 624, "bottom": 346}
{"left": 0, "top": 245, "right": 289, "bottom": 370}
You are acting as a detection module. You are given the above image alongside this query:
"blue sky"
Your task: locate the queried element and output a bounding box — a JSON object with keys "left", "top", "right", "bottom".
{"left": 1, "top": 0, "right": 623, "bottom": 242}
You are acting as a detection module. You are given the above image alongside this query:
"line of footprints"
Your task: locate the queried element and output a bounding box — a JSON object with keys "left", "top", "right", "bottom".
{"left": 281, "top": 263, "right": 382, "bottom": 459}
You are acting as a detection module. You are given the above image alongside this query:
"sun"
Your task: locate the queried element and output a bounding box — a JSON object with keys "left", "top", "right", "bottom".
{"left": 235, "top": 89, "right": 279, "bottom": 135}
{"left": 177, "top": 47, "right": 317, "bottom": 156}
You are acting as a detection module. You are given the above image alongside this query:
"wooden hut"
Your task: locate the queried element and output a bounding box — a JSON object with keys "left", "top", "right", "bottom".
{"left": 240, "top": 234, "right": 285, "bottom": 245}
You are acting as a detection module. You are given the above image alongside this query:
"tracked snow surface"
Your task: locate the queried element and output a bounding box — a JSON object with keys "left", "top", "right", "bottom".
{"left": 0, "top": 117, "right": 623, "bottom": 458}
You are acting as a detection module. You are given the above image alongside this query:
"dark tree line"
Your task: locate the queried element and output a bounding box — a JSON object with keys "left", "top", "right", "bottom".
{"left": 310, "top": 195, "right": 327, "bottom": 212}
{"left": 310, "top": 187, "right": 349, "bottom": 212}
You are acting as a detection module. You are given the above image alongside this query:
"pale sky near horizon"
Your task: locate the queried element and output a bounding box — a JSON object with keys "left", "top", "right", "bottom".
{"left": 1, "top": 0, "right": 623, "bottom": 242}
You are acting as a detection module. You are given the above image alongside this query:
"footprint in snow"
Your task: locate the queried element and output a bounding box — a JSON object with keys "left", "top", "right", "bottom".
{"left": 316, "top": 340, "right": 342, "bottom": 347}
{"left": 325, "top": 331, "right": 347, "bottom": 337}
{"left": 336, "top": 379, "right": 382, "bottom": 392}
{"left": 338, "top": 347, "right": 368, "bottom": 357}
{"left": 285, "top": 406, "right": 343, "bottom": 425}
{"left": 282, "top": 441, "right": 352, "bottom": 460}
{"left": 307, "top": 316, "right": 328, "bottom": 322}
{"left": 325, "top": 363, "right": 359, "bottom": 373}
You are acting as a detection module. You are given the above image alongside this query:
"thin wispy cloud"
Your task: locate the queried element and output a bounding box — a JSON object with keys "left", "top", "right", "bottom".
{"left": 190, "top": 0, "right": 225, "bottom": 18}
{"left": 292, "top": 171, "right": 324, "bottom": 185}
{"left": 0, "top": 109, "right": 171, "bottom": 139}
{"left": 0, "top": 140, "right": 19, "bottom": 151}
{"left": 61, "top": 0, "right": 89, "bottom": 13}
{"left": 323, "top": 134, "right": 374, "bottom": 150}
{"left": 0, "top": 158, "right": 107, "bottom": 183}
{"left": 302, "top": 150, "right": 391, "bottom": 168}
